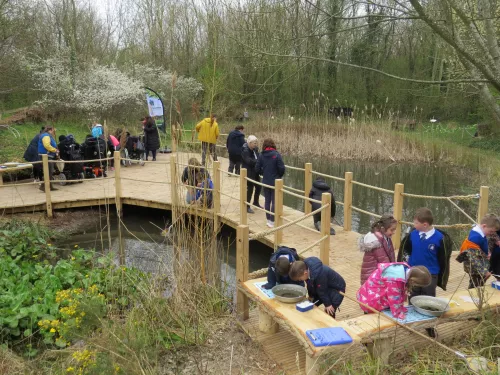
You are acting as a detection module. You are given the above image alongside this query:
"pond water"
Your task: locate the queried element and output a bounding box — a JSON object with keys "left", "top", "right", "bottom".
{"left": 283, "top": 156, "right": 476, "bottom": 242}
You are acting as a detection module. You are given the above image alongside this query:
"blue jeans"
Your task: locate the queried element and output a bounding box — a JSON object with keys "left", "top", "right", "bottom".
{"left": 264, "top": 187, "right": 275, "bottom": 222}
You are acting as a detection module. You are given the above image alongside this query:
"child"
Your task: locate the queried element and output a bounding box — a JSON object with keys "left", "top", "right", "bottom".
{"left": 255, "top": 138, "right": 285, "bottom": 228}
{"left": 194, "top": 172, "right": 213, "bottom": 208}
{"left": 181, "top": 158, "right": 210, "bottom": 203}
{"left": 357, "top": 263, "right": 431, "bottom": 320}
{"left": 489, "top": 227, "right": 500, "bottom": 281}
{"left": 226, "top": 125, "right": 245, "bottom": 175}
{"left": 289, "top": 257, "right": 345, "bottom": 318}
{"left": 398, "top": 208, "right": 452, "bottom": 298}
{"left": 262, "top": 246, "right": 303, "bottom": 289}
{"left": 309, "top": 177, "right": 336, "bottom": 235}
{"left": 456, "top": 214, "right": 500, "bottom": 288}
{"left": 359, "top": 214, "right": 397, "bottom": 285}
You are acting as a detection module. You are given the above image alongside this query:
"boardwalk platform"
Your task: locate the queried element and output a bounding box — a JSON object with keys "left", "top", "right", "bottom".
{"left": 0, "top": 151, "right": 488, "bottom": 374}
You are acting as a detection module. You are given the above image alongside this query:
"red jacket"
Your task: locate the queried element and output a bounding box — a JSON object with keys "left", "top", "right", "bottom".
{"left": 359, "top": 232, "right": 395, "bottom": 285}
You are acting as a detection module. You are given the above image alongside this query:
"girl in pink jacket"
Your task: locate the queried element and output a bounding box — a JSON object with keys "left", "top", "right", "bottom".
{"left": 356, "top": 263, "right": 431, "bottom": 319}
{"left": 359, "top": 215, "right": 397, "bottom": 285}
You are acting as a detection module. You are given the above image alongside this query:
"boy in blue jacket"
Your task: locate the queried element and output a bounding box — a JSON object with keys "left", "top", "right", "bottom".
{"left": 262, "top": 246, "right": 302, "bottom": 289}
{"left": 289, "top": 257, "right": 345, "bottom": 318}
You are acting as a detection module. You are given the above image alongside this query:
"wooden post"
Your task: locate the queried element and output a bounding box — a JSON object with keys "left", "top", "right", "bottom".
{"left": 393, "top": 183, "right": 404, "bottom": 250}
{"left": 113, "top": 151, "right": 122, "bottom": 216}
{"left": 274, "top": 179, "right": 284, "bottom": 246}
{"left": 304, "top": 163, "right": 312, "bottom": 214}
{"left": 240, "top": 168, "right": 248, "bottom": 225}
{"left": 42, "top": 154, "right": 53, "bottom": 218}
{"left": 305, "top": 354, "right": 320, "bottom": 375}
{"left": 320, "top": 192, "right": 331, "bottom": 266}
{"left": 343, "top": 172, "right": 353, "bottom": 231}
{"left": 170, "top": 155, "right": 178, "bottom": 222}
{"left": 213, "top": 161, "right": 221, "bottom": 233}
{"left": 259, "top": 308, "right": 278, "bottom": 334}
{"left": 236, "top": 225, "right": 249, "bottom": 320}
{"left": 477, "top": 186, "right": 489, "bottom": 222}
{"left": 365, "top": 337, "right": 393, "bottom": 365}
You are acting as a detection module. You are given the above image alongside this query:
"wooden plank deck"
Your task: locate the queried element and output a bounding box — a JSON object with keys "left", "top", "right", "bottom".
{"left": 0, "top": 151, "right": 470, "bottom": 322}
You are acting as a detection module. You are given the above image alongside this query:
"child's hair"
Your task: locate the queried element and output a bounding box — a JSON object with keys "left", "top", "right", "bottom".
{"left": 414, "top": 207, "right": 434, "bottom": 225}
{"left": 407, "top": 266, "right": 432, "bottom": 291}
{"left": 289, "top": 260, "right": 307, "bottom": 280}
{"left": 371, "top": 214, "right": 397, "bottom": 233}
{"left": 480, "top": 213, "right": 500, "bottom": 229}
{"left": 195, "top": 172, "right": 205, "bottom": 183}
{"left": 235, "top": 125, "right": 244, "bottom": 131}
{"left": 276, "top": 257, "right": 291, "bottom": 276}
{"left": 262, "top": 138, "right": 276, "bottom": 150}
{"left": 188, "top": 157, "right": 201, "bottom": 167}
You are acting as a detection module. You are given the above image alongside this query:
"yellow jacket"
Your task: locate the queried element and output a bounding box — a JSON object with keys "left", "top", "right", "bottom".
{"left": 195, "top": 118, "right": 219, "bottom": 144}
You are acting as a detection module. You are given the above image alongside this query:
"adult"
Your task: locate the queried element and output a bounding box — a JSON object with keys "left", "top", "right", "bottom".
{"left": 91, "top": 122, "right": 103, "bottom": 138}
{"left": 195, "top": 114, "right": 219, "bottom": 165}
{"left": 37, "top": 126, "right": 59, "bottom": 192}
{"left": 226, "top": 125, "right": 245, "bottom": 175}
{"left": 309, "top": 177, "right": 336, "bottom": 234}
{"left": 255, "top": 138, "right": 285, "bottom": 228}
{"left": 241, "top": 135, "right": 261, "bottom": 213}
{"left": 23, "top": 127, "right": 45, "bottom": 180}
{"left": 142, "top": 116, "right": 160, "bottom": 161}
{"left": 181, "top": 158, "right": 211, "bottom": 203}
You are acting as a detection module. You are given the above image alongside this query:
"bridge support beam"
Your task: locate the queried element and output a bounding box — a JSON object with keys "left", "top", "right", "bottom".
{"left": 343, "top": 172, "right": 353, "bottom": 231}
{"left": 320, "top": 192, "right": 331, "bottom": 266}
{"left": 41, "top": 154, "right": 53, "bottom": 218}
{"left": 236, "top": 225, "right": 249, "bottom": 320}
{"left": 393, "top": 183, "right": 404, "bottom": 250}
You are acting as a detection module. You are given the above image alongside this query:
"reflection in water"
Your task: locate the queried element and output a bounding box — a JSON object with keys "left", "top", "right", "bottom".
{"left": 283, "top": 157, "right": 475, "bottom": 243}
{"left": 58, "top": 209, "right": 272, "bottom": 296}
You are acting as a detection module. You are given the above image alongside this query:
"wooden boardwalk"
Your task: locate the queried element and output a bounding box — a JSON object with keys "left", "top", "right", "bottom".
{"left": 0, "top": 152, "right": 470, "bottom": 322}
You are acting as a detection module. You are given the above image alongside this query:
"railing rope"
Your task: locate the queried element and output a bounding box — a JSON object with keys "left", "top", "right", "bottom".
{"left": 352, "top": 180, "right": 394, "bottom": 194}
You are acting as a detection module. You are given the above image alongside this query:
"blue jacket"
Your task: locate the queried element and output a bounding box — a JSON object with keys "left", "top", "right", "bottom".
{"left": 262, "top": 246, "right": 302, "bottom": 289}
{"left": 38, "top": 133, "right": 57, "bottom": 157}
{"left": 195, "top": 178, "right": 214, "bottom": 208}
{"left": 226, "top": 130, "right": 245, "bottom": 156}
{"left": 468, "top": 227, "right": 489, "bottom": 255}
{"left": 304, "top": 257, "right": 345, "bottom": 308}
{"left": 255, "top": 148, "right": 285, "bottom": 186}
{"left": 24, "top": 134, "right": 41, "bottom": 162}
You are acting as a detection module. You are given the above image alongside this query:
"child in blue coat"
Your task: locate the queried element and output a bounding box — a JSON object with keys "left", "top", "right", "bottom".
{"left": 261, "top": 246, "right": 303, "bottom": 289}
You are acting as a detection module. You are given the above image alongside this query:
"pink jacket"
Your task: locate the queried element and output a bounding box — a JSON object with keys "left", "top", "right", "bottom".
{"left": 359, "top": 232, "right": 395, "bottom": 285}
{"left": 109, "top": 135, "right": 120, "bottom": 148}
{"left": 356, "top": 262, "right": 409, "bottom": 319}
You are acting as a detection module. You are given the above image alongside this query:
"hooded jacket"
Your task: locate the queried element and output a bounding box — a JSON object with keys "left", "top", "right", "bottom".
{"left": 226, "top": 130, "right": 245, "bottom": 157}
{"left": 255, "top": 148, "right": 285, "bottom": 186}
{"left": 195, "top": 118, "right": 219, "bottom": 144}
{"left": 304, "top": 257, "right": 345, "bottom": 308}
{"left": 398, "top": 228, "right": 453, "bottom": 290}
{"left": 357, "top": 262, "right": 410, "bottom": 319}
{"left": 144, "top": 123, "right": 161, "bottom": 150}
{"left": 24, "top": 134, "right": 41, "bottom": 162}
{"left": 309, "top": 179, "right": 336, "bottom": 218}
{"left": 262, "top": 246, "right": 302, "bottom": 289}
{"left": 359, "top": 232, "right": 395, "bottom": 285}
{"left": 241, "top": 143, "right": 259, "bottom": 180}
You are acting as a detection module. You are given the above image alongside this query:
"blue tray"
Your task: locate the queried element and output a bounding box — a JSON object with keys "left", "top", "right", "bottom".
{"left": 306, "top": 327, "right": 353, "bottom": 347}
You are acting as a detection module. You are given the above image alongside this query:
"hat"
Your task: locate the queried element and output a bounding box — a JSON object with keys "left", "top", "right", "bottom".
{"left": 247, "top": 135, "right": 258, "bottom": 143}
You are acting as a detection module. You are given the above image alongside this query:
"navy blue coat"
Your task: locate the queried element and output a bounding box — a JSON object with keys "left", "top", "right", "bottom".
{"left": 24, "top": 134, "right": 41, "bottom": 162}
{"left": 226, "top": 130, "right": 245, "bottom": 156}
{"left": 255, "top": 148, "right": 285, "bottom": 186}
{"left": 241, "top": 143, "right": 259, "bottom": 179}
{"left": 304, "top": 257, "right": 345, "bottom": 308}
{"left": 262, "top": 247, "right": 303, "bottom": 289}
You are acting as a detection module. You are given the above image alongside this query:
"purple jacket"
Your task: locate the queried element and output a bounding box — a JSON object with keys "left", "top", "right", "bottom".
{"left": 359, "top": 232, "right": 395, "bottom": 285}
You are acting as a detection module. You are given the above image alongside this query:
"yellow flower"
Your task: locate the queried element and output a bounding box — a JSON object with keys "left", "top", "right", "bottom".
{"left": 114, "top": 365, "right": 120, "bottom": 373}
{"left": 50, "top": 328, "right": 56, "bottom": 333}
{"left": 66, "top": 367, "right": 74, "bottom": 372}
{"left": 74, "top": 245, "right": 78, "bottom": 248}
{"left": 71, "top": 257, "right": 75, "bottom": 260}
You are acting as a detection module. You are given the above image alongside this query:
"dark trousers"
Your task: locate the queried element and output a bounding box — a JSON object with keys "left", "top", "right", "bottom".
{"left": 313, "top": 212, "right": 321, "bottom": 224}
{"left": 146, "top": 149, "right": 157, "bottom": 160}
{"left": 468, "top": 274, "right": 487, "bottom": 289}
{"left": 201, "top": 142, "right": 217, "bottom": 165}
{"left": 228, "top": 154, "right": 242, "bottom": 174}
{"left": 247, "top": 177, "right": 262, "bottom": 207}
{"left": 264, "top": 187, "right": 275, "bottom": 221}
{"left": 410, "top": 274, "right": 438, "bottom": 301}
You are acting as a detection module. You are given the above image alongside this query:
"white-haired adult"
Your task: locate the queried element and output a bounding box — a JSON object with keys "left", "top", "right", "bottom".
{"left": 241, "top": 135, "right": 261, "bottom": 214}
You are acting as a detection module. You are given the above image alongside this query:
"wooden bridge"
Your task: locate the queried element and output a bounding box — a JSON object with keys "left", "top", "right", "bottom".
{"left": 0, "top": 151, "right": 497, "bottom": 374}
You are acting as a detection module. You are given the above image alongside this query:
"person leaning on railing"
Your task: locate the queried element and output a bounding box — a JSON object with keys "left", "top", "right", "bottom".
{"left": 37, "top": 126, "right": 60, "bottom": 192}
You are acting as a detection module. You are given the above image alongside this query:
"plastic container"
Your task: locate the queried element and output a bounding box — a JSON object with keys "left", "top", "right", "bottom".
{"left": 306, "top": 327, "right": 353, "bottom": 346}
{"left": 296, "top": 301, "right": 314, "bottom": 312}
{"left": 492, "top": 280, "right": 500, "bottom": 290}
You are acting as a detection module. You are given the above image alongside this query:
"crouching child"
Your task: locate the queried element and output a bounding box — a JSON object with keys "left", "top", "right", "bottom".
{"left": 194, "top": 172, "right": 214, "bottom": 208}
{"left": 289, "top": 257, "right": 345, "bottom": 318}
{"left": 262, "top": 246, "right": 302, "bottom": 289}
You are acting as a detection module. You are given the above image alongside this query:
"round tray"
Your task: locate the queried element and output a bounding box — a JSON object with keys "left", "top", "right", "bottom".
{"left": 271, "top": 284, "right": 307, "bottom": 303}
{"left": 410, "top": 296, "right": 450, "bottom": 317}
